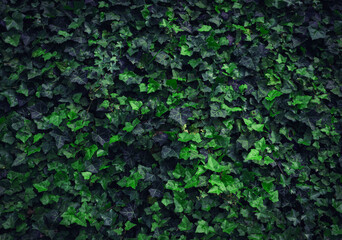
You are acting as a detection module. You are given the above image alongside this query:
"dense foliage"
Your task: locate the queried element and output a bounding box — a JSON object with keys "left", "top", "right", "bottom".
{"left": 1, "top": 0, "right": 342, "bottom": 239}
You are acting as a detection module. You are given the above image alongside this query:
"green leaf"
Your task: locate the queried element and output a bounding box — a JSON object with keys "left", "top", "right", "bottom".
{"left": 262, "top": 181, "right": 274, "bottom": 193}
{"left": 198, "top": 25, "right": 212, "bottom": 32}
{"left": 123, "top": 118, "right": 140, "bottom": 132}
{"left": 119, "top": 71, "right": 143, "bottom": 85}
{"left": 26, "top": 145, "right": 41, "bottom": 156}
{"left": 265, "top": 89, "right": 283, "bottom": 101}
{"left": 67, "top": 119, "right": 90, "bottom": 132}
{"left": 332, "top": 225, "right": 342, "bottom": 236}
{"left": 245, "top": 149, "right": 262, "bottom": 162}
{"left": 3, "top": 33, "right": 20, "bottom": 47}
{"left": 222, "top": 220, "right": 238, "bottom": 234}
{"left": 33, "top": 133, "right": 44, "bottom": 143}
{"left": 264, "top": 156, "right": 275, "bottom": 165}
{"left": 221, "top": 104, "right": 243, "bottom": 114}
{"left": 178, "top": 132, "right": 202, "bottom": 143}
{"left": 210, "top": 104, "right": 227, "bottom": 118}
{"left": 81, "top": 172, "right": 92, "bottom": 180}
{"left": 5, "top": 13, "right": 24, "bottom": 31}
{"left": 156, "top": 103, "right": 168, "bottom": 117}
{"left": 12, "top": 153, "right": 26, "bottom": 167}
{"left": 251, "top": 123, "right": 264, "bottom": 132}
{"left": 33, "top": 179, "right": 51, "bottom": 192}
{"left": 269, "top": 190, "right": 279, "bottom": 203}
{"left": 85, "top": 144, "right": 98, "bottom": 160}
{"left": 173, "top": 163, "right": 185, "bottom": 179}
{"left": 222, "top": 62, "right": 238, "bottom": 75}
{"left": 40, "top": 193, "right": 60, "bottom": 205}
{"left": 289, "top": 95, "right": 312, "bottom": 109}
{"left": 58, "top": 30, "right": 72, "bottom": 37}
{"left": 180, "top": 45, "right": 193, "bottom": 56}
{"left": 254, "top": 137, "right": 266, "bottom": 152}
{"left": 204, "top": 155, "right": 229, "bottom": 173}
{"left": 169, "top": 107, "right": 192, "bottom": 126}
{"left": 49, "top": 111, "right": 65, "bottom": 127}
{"left": 126, "top": 171, "right": 143, "bottom": 189}
{"left": 60, "top": 207, "right": 87, "bottom": 227}
{"left": 208, "top": 185, "right": 222, "bottom": 194}
{"left": 308, "top": 26, "right": 326, "bottom": 40}
{"left": 109, "top": 135, "right": 121, "bottom": 143}
{"left": 237, "top": 134, "right": 256, "bottom": 150}
{"left": 16, "top": 129, "right": 32, "bottom": 143}
{"left": 147, "top": 79, "right": 160, "bottom": 94}
{"left": 125, "top": 221, "right": 136, "bottom": 230}
{"left": 165, "top": 180, "right": 183, "bottom": 192}
{"left": 286, "top": 209, "right": 300, "bottom": 226}
{"left": 2, "top": 213, "right": 17, "bottom": 229}
{"left": 129, "top": 100, "right": 143, "bottom": 111}
{"left": 196, "top": 220, "right": 214, "bottom": 234}
{"left": 188, "top": 58, "right": 202, "bottom": 68}
{"left": 250, "top": 197, "right": 264, "bottom": 210}
{"left": 209, "top": 174, "right": 226, "bottom": 192}
{"left": 178, "top": 215, "right": 193, "bottom": 231}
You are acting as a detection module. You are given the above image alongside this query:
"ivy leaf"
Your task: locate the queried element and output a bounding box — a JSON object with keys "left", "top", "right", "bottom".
{"left": 120, "top": 205, "right": 135, "bottom": 220}
{"left": 149, "top": 188, "right": 163, "bottom": 198}
{"left": 250, "top": 197, "right": 264, "bottom": 210}
{"left": 245, "top": 149, "right": 263, "bottom": 162}
{"left": 178, "top": 215, "right": 193, "bottom": 231}
{"left": 71, "top": 72, "right": 88, "bottom": 85}
{"left": 254, "top": 137, "right": 266, "bottom": 152}
{"left": 154, "top": 51, "right": 170, "bottom": 67}
{"left": 119, "top": 71, "right": 143, "bottom": 85}
{"left": 222, "top": 220, "right": 238, "bottom": 234}
{"left": 178, "top": 132, "right": 202, "bottom": 143}
{"left": 60, "top": 207, "right": 87, "bottom": 227}
{"left": 264, "top": 156, "right": 275, "bottom": 165}
{"left": 3, "top": 33, "right": 20, "bottom": 47}
{"left": 169, "top": 107, "right": 192, "bottom": 126}
{"left": 27, "top": 102, "right": 48, "bottom": 119}
{"left": 12, "top": 153, "right": 27, "bottom": 167}
{"left": 252, "top": 123, "right": 264, "bottom": 132}
{"left": 126, "top": 171, "right": 143, "bottom": 189}
{"left": 33, "top": 179, "right": 51, "bottom": 192}
{"left": 125, "top": 221, "right": 136, "bottom": 231}
{"left": 33, "top": 133, "right": 45, "bottom": 143}
{"left": 50, "top": 131, "right": 70, "bottom": 149}
{"left": 196, "top": 220, "right": 214, "bottom": 234}
{"left": 269, "top": 190, "right": 279, "bottom": 203}
{"left": 81, "top": 172, "right": 92, "bottom": 180}
{"left": 2, "top": 213, "right": 17, "bottom": 229}
{"left": 161, "top": 146, "right": 178, "bottom": 159}
{"left": 204, "top": 155, "right": 229, "bottom": 172}
{"left": 180, "top": 45, "right": 193, "bottom": 56}
{"left": 308, "top": 26, "right": 326, "bottom": 40}
{"left": 92, "top": 127, "right": 111, "bottom": 146}
{"left": 210, "top": 104, "right": 227, "bottom": 118}
{"left": 49, "top": 111, "right": 65, "bottom": 127}
{"left": 109, "top": 135, "right": 121, "bottom": 143}
{"left": 289, "top": 95, "right": 312, "bottom": 109}
{"left": 237, "top": 134, "right": 256, "bottom": 150}
{"left": 198, "top": 25, "right": 212, "bottom": 32}
{"left": 129, "top": 100, "right": 143, "bottom": 111}
{"left": 147, "top": 79, "right": 160, "bottom": 94}
{"left": 265, "top": 89, "right": 283, "bottom": 101}
{"left": 123, "top": 118, "right": 140, "bottom": 132}
{"left": 287, "top": 209, "right": 300, "bottom": 226}
{"left": 85, "top": 144, "right": 98, "bottom": 160}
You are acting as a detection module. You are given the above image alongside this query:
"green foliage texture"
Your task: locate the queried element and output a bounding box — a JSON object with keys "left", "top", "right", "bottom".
{"left": 0, "top": 0, "right": 342, "bottom": 239}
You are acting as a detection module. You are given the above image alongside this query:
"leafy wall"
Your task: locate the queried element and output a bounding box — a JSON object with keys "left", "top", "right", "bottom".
{"left": 0, "top": 0, "right": 342, "bottom": 239}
